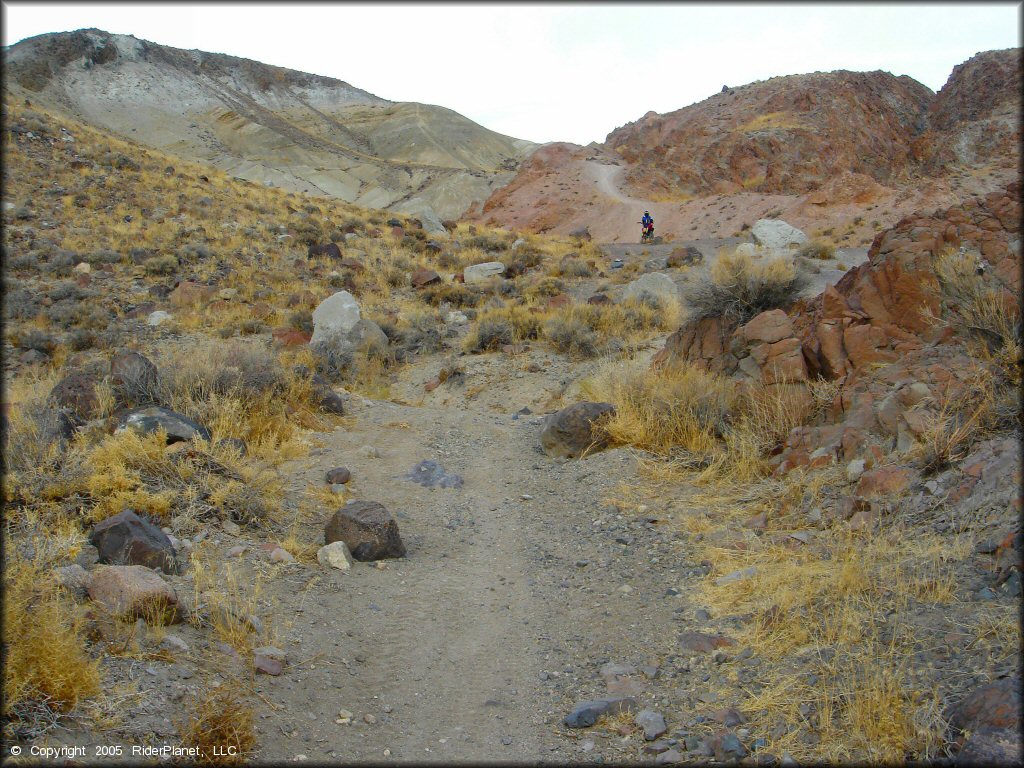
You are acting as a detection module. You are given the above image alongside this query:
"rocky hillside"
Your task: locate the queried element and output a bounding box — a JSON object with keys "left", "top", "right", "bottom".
{"left": 3, "top": 28, "right": 538, "bottom": 220}
{"left": 471, "top": 50, "right": 1020, "bottom": 244}
{"left": 605, "top": 70, "right": 934, "bottom": 197}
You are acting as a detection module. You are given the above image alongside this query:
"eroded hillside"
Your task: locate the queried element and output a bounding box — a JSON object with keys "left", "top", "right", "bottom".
{"left": 3, "top": 29, "right": 537, "bottom": 220}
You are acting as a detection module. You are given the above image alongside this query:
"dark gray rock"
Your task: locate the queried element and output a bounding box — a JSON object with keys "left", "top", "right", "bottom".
{"left": 115, "top": 406, "right": 210, "bottom": 444}
{"left": 110, "top": 350, "right": 159, "bottom": 406}
{"left": 405, "top": 460, "right": 463, "bottom": 489}
{"left": 326, "top": 467, "right": 351, "bottom": 485}
{"left": 564, "top": 697, "right": 637, "bottom": 728}
{"left": 89, "top": 509, "right": 178, "bottom": 574}
{"left": 956, "top": 726, "right": 1022, "bottom": 765}
{"left": 635, "top": 709, "right": 667, "bottom": 740}
{"left": 324, "top": 500, "right": 406, "bottom": 561}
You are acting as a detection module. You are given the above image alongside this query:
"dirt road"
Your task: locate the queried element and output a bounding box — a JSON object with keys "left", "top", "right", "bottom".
{"left": 256, "top": 367, "right": 692, "bottom": 763}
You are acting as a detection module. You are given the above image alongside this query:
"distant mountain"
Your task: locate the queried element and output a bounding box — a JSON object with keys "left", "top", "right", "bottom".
{"left": 3, "top": 29, "right": 538, "bottom": 219}
{"left": 471, "top": 49, "right": 1020, "bottom": 240}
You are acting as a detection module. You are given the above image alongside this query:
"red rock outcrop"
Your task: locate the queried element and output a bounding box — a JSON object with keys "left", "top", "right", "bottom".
{"left": 606, "top": 70, "right": 934, "bottom": 198}
{"left": 655, "top": 181, "right": 1020, "bottom": 472}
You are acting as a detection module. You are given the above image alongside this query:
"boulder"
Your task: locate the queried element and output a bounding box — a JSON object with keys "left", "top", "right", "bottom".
{"left": 946, "top": 677, "right": 1022, "bottom": 739}
{"left": 540, "top": 402, "right": 616, "bottom": 459}
{"left": 110, "top": 351, "right": 159, "bottom": 397}
{"left": 89, "top": 509, "right": 178, "bottom": 574}
{"left": 310, "top": 291, "right": 361, "bottom": 348}
{"left": 147, "top": 310, "right": 172, "bottom": 326}
{"left": 168, "top": 281, "right": 215, "bottom": 308}
{"left": 324, "top": 500, "right": 406, "bottom": 561}
{"left": 622, "top": 272, "right": 679, "bottom": 308}
{"left": 416, "top": 208, "right": 448, "bottom": 237}
{"left": 317, "top": 541, "right": 354, "bottom": 571}
{"left": 751, "top": 219, "right": 808, "bottom": 251}
{"left": 326, "top": 467, "right": 351, "bottom": 485}
{"left": 48, "top": 371, "right": 101, "bottom": 424}
{"left": 115, "top": 406, "right": 211, "bottom": 444}
{"left": 411, "top": 268, "right": 442, "bottom": 288}
{"left": 739, "top": 309, "right": 794, "bottom": 344}
{"left": 464, "top": 262, "right": 506, "bottom": 284}
{"left": 667, "top": 246, "right": 703, "bottom": 268}
{"left": 956, "top": 727, "right": 1022, "bottom": 765}
{"left": 308, "top": 242, "right": 342, "bottom": 259}
{"left": 87, "top": 565, "right": 179, "bottom": 622}
{"left": 564, "top": 697, "right": 637, "bottom": 728}
{"left": 635, "top": 710, "right": 668, "bottom": 741}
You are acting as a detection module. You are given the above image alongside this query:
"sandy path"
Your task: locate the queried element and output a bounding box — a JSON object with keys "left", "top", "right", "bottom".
{"left": 256, "top": 384, "right": 688, "bottom": 764}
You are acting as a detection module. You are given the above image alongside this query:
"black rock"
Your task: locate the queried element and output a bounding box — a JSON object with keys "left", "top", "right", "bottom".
{"left": 89, "top": 509, "right": 178, "bottom": 574}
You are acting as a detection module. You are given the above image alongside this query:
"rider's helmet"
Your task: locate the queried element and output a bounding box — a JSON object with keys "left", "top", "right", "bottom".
{"left": 644, "top": 210, "right": 649, "bottom": 215}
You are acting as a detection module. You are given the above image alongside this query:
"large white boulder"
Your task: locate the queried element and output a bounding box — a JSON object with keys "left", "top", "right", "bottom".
{"left": 622, "top": 272, "right": 680, "bottom": 308}
{"left": 311, "top": 291, "right": 361, "bottom": 348}
{"left": 751, "top": 219, "right": 807, "bottom": 251}
{"left": 464, "top": 262, "right": 506, "bottom": 284}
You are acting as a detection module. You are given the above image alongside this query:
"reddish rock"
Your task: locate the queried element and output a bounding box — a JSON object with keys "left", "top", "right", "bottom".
{"left": 855, "top": 466, "right": 914, "bottom": 498}
{"left": 588, "top": 293, "right": 613, "bottom": 305}
{"left": 946, "top": 677, "right": 1022, "bottom": 746}
{"left": 271, "top": 328, "right": 311, "bottom": 347}
{"left": 391, "top": 226, "right": 405, "bottom": 239}
{"left": 48, "top": 371, "right": 101, "bottom": 423}
{"left": 678, "top": 631, "right": 734, "bottom": 653}
{"left": 87, "top": 565, "right": 179, "bottom": 622}
{"left": 326, "top": 467, "right": 351, "bottom": 485}
{"left": 545, "top": 293, "right": 572, "bottom": 311}
{"left": 424, "top": 376, "right": 441, "bottom": 392}
{"left": 169, "top": 281, "right": 214, "bottom": 308}
{"left": 740, "top": 309, "right": 793, "bottom": 344}
{"left": 761, "top": 337, "right": 808, "bottom": 384}
{"left": 843, "top": 323, "right": 897, "bottom": 368}
{"left": 411, "top": 268, "right": 442, "bottom": 288}
{"left": 338, "top": 258, "right": 365, "bottom": 273}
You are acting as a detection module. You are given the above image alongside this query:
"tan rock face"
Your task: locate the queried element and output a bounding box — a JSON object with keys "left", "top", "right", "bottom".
{"left": 87, "top": 565, "right": 179, "bottom": 621}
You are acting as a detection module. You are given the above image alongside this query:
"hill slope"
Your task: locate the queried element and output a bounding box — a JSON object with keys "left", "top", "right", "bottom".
{"left": 3, "top": 28, "right": 538, "bottom": 219}
{"left": 470, "top": 50, "right": 1020, "bottom": 243}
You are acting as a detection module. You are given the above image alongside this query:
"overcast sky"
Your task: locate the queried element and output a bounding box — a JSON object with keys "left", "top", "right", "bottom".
{"left": 2, "top": 2, "right": 1020, "bottom": 145}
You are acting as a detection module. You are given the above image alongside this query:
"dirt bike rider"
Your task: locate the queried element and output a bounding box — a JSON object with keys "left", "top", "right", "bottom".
{"left": 641, "top": 210, "right": 654, "bottom": 240}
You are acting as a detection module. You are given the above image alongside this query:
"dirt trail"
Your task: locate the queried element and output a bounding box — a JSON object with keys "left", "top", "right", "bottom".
{"left": 257, "top": 377, "right": 691, "bottom": 763}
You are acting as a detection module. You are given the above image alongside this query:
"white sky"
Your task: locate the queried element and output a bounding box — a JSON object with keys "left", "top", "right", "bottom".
{"left": 2, "top": 2, "right": 1020, "bottom": 145}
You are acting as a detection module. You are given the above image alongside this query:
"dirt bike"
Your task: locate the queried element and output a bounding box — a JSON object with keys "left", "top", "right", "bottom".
{"left": 639, "top": 222, "right": 655, "bottom": 243}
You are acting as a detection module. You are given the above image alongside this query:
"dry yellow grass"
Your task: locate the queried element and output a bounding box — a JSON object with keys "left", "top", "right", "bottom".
{"left": 178, "top": 685, "right": 256, "bottom": 764}
{"left": 2, "top": 555, "right": 101, "bottom": 719}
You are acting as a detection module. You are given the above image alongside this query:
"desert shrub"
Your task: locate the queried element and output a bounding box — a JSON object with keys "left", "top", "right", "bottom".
{"left": 67, "top": 329, "right": 96, "bottom": 351}
{"left": 48, "top": 281, "right": 91, "bottom": 302}
{"left": 524, "top": 276, "right": 565, "bottom": 299}
{"left": 685, "top": 250, "right": 809, "bottom": 326}
{"left": 543, "top": 316, "right": 601, "bottom": 359}
{"left": 238, "top": 320, "right": 267, "bottom": 336}
{"left": 2, "top": 556, "right": 101, "bottom": 726}
{"left": 177, "top": 686, "right": 256, "bottom": 765}
{"left": 463, "top": 306, "right": 544, "bottom": 353}
{"left": 464, "top": 317, "right": 513, "bottom": 352}
{"left": 555, "top": 258, "right": 594, "bottom": 278}
{"left": 465, "top": 233, "right": 511, "bottom": 252}
{"left": 5, "top": 288, "right": 40, "bottom": 319}
{"left": 798, "top": 240, "right": 836, "bottom": 260}
{"left": 581, "top": 359, "right": 739, "bottom": 457}
{"left": 419, "top": 282, "right": 483, "bottom": 308}
{"left": 393, "top": 309, "right": 444, "bottom": 355}
{"left": 177, "top": 243, "right": 212, "bottom": 263}
{"left": 17, "top": 328, "right": 56, "bottom": 352}
{"left": 144, "top": 255, "right": 178, "bottom": 275}
{"left": 7, "top": 253, "right": 39, "bottom": 270}
{"left": 86, "top": 248, "right": 122, "bottom": 265}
